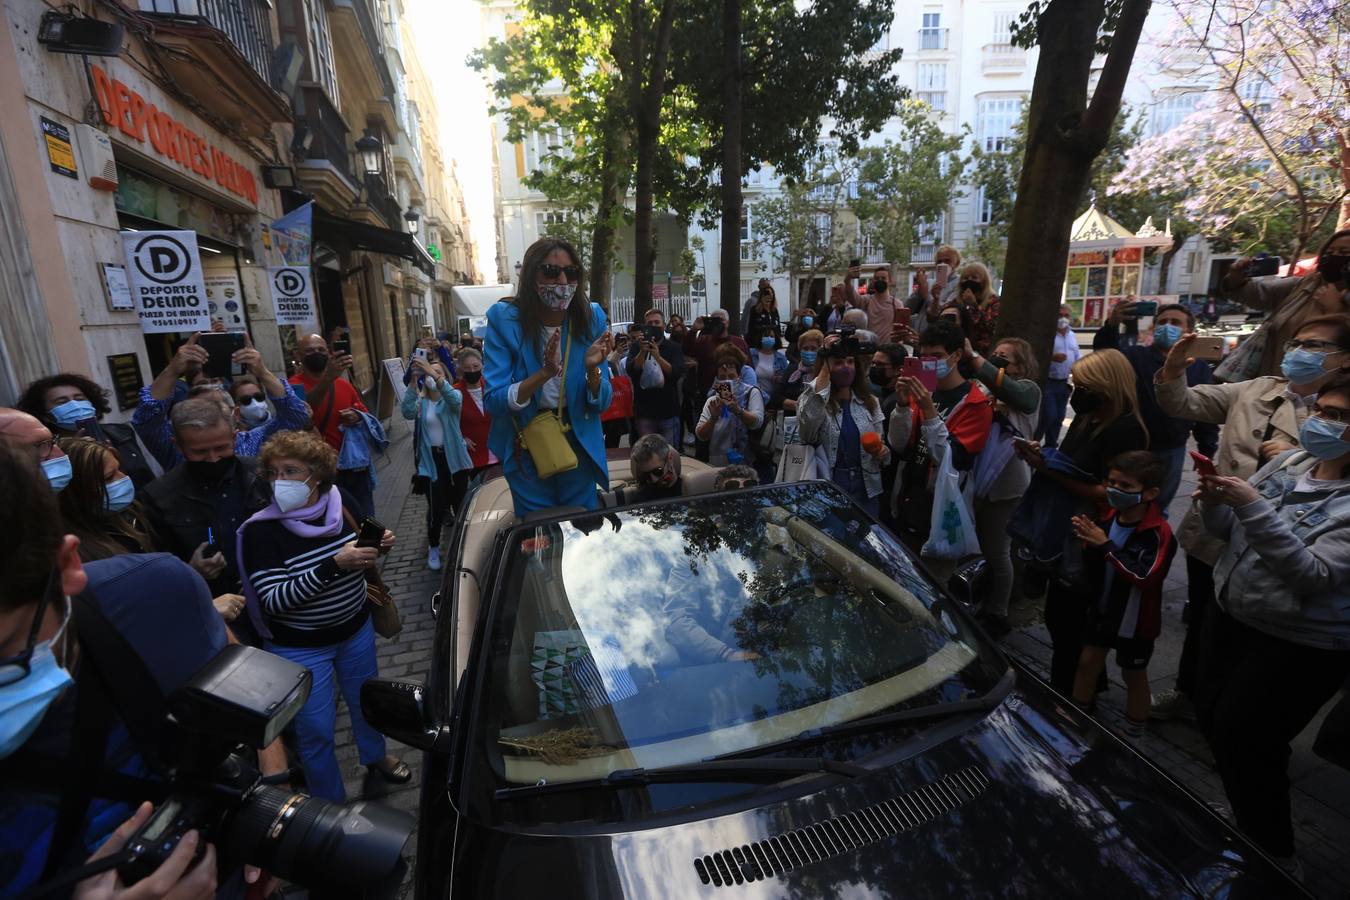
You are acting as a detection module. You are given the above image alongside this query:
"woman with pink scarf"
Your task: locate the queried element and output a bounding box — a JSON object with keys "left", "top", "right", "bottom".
{"left": 237, "top": 430, "right": 407, "bottom": 801}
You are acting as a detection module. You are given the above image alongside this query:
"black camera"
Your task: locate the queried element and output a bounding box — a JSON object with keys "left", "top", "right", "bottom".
{"left": 704, "top": 316, "right": 727, "bottom": 336}
{"left": 826, "top": 325, "right": 875, "bottom": 358}
{"left": 118, "top": 646, "right": 413, "bottom": 897}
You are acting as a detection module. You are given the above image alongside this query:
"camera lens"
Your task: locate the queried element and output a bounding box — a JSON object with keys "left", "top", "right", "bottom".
{"left": 231, "top": 785, "right": 413, "bottom": 897}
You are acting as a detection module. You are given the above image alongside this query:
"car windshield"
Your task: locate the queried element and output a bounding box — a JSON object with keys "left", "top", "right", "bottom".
{"left": 471, "top": 483, "right": 1004, "bottom": 796}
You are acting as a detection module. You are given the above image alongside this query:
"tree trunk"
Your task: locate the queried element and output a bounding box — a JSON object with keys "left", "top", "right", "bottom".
{"left": 995, "top": 0, "right": 1151, "bottom": 378}
{"left": 632, "top": 0, "right": 677, "bottom": 322}
{"left": 718, "top": 0, "right": 744, "bottom": 331}
{"left": 589, "top": 133, "right": 624, "bottom": 307}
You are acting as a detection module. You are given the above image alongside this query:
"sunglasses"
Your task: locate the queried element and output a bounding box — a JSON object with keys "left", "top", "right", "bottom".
{"left": 637, "top": 464, "right": 668, "bottom": 485}
{"left": 719, "top": 479, "right": 752, "bottom": 490}
{"left": 539, "top": 263, "right": 581, "bottom": 283}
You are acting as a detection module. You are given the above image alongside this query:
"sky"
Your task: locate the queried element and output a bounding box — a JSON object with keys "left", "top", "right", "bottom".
{"left": 407, "top": 0, "right": 499, "bottom": 283}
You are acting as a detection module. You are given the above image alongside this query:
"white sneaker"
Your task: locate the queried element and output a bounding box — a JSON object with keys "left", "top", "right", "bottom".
{"left": 427, "top": 547, "right": 442, "bottom": 571}
{"left": 1150, "top": 688, "right": 1196, "bottom": 722}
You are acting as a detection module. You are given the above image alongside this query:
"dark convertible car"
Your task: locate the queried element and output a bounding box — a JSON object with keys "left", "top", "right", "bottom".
{"left": 363, "top": 475, "right": 1306, "bottom": 898}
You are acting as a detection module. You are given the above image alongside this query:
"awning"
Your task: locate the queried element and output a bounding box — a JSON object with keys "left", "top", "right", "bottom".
{"left": 452, "top": 284, "right": 515, "bottom": 317}
{"left": 313, "top": 208, "right": 436, "bottom": 276}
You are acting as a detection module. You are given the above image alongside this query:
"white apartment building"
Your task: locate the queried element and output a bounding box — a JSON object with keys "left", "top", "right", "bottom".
{"left": 479, "top": 0, "right": 1224, "bottom": 322}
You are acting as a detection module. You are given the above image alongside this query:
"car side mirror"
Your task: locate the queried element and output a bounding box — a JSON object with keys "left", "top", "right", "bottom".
{"left": 361, "top": 679, "right": 451, "bottom": 752}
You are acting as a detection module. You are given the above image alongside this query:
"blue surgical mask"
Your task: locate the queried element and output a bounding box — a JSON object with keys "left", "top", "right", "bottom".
{"left": 1281, "top": 348, "right": 1331, "bottom": 386}
{"left": 50, "top": 399, "right": 95, "bottom": 429}
{"left": 800, "top": 350, "right": 818, "bottom": 367}
{"left": 1106, "top": 487, "right": 1143, "bottom": 510}
{"left": 760, "top": 337, "right": 776, "bottom": 351}
{"left": 801, "top": 316, "right": 814, "bottom": 327}
{"left": 1299, "top": 415, "right": 1350, "bottom": 461}
{"left": 104, "top": 475, "right": 135, "bottom": 513}
{"left": 1153, "top": 323, "right": 1183, "bottom": 349}
{"left": 934, "top": 357, "right": 952, "bottom": 379}
{"left": 273, "top": 478, "right": 314, "bottom": 513}
{"left": 40, "top": 455, "right": 72, "bottom": 493}
{"left": 0, "top": 602, "right": 72, "bottom": 759}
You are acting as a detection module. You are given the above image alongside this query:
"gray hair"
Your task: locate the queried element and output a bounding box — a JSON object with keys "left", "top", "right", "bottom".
{"left": 170, "top": 397, "right": 233, "bottom": 434}
{"left": 709, "top": 308, "right": 729, "bottom": 322}
{"left": 630, "top": 434, "right": 680, "bottom": 481}
{"left": 455, "top": 347, "right": 483, "bottom": 366}
{"left": 842, "top": 308, "right": 868, "bottom": 330}
{"left": 715, "top": 465, "right": 758, "bottom": 490}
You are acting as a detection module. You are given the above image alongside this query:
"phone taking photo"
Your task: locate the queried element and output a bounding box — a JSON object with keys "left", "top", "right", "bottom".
{"left": 1189, "top": 450, "right": 1218, "bottom": 478}
{"left": 356, "top": 516, "right": 385, "bottom": 549}
{"left": 198, "top": 332, "right": 246, "bottom": 378}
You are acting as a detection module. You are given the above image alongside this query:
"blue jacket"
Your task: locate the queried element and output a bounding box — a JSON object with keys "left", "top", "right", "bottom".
{"left": 337, "top": 410, "right": 388, "bottom": 491}
{"left": 484, "top": 301, "right": 613, "bottom": 484}
{"left": 401, "top": 382, "right": 472, "bottom": 478}
{"left": 1008, "top": 448, "right": 1100, "bottom": 578}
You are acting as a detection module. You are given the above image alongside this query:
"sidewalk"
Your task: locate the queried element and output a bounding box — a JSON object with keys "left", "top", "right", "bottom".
{"left": 1003, "top": 461, "right": 1350, "bottom": 898}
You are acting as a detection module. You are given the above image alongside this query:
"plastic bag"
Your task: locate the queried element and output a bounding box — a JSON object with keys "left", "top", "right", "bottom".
{"left": 922, "top": 451, "right": 981, "bottom": 560}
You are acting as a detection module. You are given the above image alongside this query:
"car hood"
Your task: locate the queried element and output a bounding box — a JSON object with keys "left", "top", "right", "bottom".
{"left": 451, "top": 673, "right": 1299, "bottom": 899}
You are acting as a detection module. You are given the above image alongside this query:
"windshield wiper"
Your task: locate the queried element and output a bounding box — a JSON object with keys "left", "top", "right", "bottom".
{"left": 711, "top": 667, "right": 1016, "bottom": 762}
{"left": 494, "top": 755, "right": 869, "bottom": 801}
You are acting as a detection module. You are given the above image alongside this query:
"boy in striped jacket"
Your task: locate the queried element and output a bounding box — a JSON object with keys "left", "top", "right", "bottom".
{"left": 1068, "top": 450, "right": 1178, "bottom": 736}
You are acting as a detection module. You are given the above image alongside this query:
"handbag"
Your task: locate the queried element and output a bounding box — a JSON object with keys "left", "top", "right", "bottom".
{"left": 602, "top": 373, "right": 634, "bottom": 422}
{"left": 341, "top": 508, "right": 402, "bottom": 638}
{"left": 515, "top": 332, "right": 580, "bottom": 478}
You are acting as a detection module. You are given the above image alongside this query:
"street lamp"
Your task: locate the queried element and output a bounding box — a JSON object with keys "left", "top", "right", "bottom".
{"left": 404, "top": 207, "right": 421, "bottom": 236}
{"left": 355, "top": 130, "right": 382, "bottom": 177}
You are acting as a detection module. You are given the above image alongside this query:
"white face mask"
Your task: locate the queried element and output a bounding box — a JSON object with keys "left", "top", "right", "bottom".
{"left": 1058, "top": 317, "right": 1071, "bottom": 330}
{"left": 540, "top": 283, "right": 576, "bottom": 311}
{"left": 273, "top": 478, "right": 313, "bottom": 513}
{"left": 239, "top": 398, "right": 271, "bottom": 426}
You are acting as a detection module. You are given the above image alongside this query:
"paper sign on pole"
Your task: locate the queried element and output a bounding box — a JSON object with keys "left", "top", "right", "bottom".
{"left": 267, "top": 265, "right": 317, "bottom": 325}
{"left": 121, "top": 230, "right": 211, "bottom": 334}
{"left": 382, "top": 357, "right": 408, "bottom": 405}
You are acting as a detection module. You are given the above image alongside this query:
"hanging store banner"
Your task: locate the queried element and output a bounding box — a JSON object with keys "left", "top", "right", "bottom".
{"left": 267, "top": 201, "right": 313, "bottom": 267}
{"left": 267, "top": 265, "right": 317, "bottom": 325}
{"left": 121, "top": 230, "right": 210, "bottom": 333}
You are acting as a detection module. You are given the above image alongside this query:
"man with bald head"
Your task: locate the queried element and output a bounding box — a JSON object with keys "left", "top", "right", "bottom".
{"left": 0, "top": 407, "right": 70, "bottom": 492}
{"left": 288, "top": 333, "right": 375, "bottom": 515}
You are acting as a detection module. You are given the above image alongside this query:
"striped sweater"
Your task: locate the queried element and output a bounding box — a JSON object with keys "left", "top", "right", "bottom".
{"left": 241, "top": 518, "right": 369, "bottom": 647}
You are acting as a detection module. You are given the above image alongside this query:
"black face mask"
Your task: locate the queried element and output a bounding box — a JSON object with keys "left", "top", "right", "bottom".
{"left": 869, "top": 278, "right": 889, "bottom": 294}
{"left": 185, "top": 456, "right": 235, "bottom": 483}
{"left": 302, "top": 352, "right": 329, "bottom": 374}
{"left": 960, "top": 279, "right": 982, "bottom": 295}
{"left": 1069, "top": 388, "right": 1103, "bottom": 415}
{"left": 462, "top": 371, "right": 482, "bottom": 384}
{"left": 869, "top": 369, "right": 892, "bottom": 390}
{"left": 1318, "top": 254, "right": 1349, "bottom": 285}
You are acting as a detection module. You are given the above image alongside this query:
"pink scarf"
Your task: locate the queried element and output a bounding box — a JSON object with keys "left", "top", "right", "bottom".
{"left": 236, "top": 486, "right": 346, "bottom": 640}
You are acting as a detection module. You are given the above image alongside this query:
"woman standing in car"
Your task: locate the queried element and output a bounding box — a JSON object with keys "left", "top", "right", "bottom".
{"left": 483, "top": 237, "right": 613, "bottom": 515}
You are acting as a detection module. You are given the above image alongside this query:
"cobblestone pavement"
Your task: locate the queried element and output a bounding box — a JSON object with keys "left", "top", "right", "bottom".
{"left": 322, "top": 424, "right": 1348, "bottom": 898}
{"left": 1004, "top": 461, "right": 1350, "bottom": 898}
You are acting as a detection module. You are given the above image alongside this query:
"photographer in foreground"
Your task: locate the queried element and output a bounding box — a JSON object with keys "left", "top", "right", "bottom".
{"left": 0, "top": 442, "right": 284, "bottom": 895}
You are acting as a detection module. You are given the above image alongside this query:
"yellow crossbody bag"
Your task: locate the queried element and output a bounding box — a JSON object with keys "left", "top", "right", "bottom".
{"left": 516, "top": 330, "right": 579, "bottom": 478}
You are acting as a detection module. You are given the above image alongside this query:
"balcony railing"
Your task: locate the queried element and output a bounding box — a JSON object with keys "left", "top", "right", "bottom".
{"left": 299, "top": 84, "right": 353, "bottom": 186}
{"left": 137, "top": 0, "right": 274, "bottom": 86}
{"left": 740, "top": 241, "right": 760, "bottom": 262}
{"left": 918, "top": 27, "right": 948, "bottom": 51}
{"left": 982, "top": 43, "right": 1026, "bottom": 74}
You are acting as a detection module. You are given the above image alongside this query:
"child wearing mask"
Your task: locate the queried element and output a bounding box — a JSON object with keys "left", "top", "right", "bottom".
{"left": 1069, "top": 451, "right": 1177, "bottom": 736}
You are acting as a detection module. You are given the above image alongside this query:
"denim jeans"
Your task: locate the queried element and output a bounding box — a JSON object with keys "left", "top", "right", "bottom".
{"left": 335, "top": 467, "right": 374, "bottom": 519}
{"left": 267, "top": 617, "right": 386, "bottom": 802}
{"left": 1156, "top": 445, "right": 1188, "bottom": 514}
{"left": 1038, "top": 379, "right": 1070, "bottom": 448}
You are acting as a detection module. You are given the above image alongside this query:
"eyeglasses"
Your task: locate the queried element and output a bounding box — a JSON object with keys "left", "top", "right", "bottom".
{"left": 718, "top": 480, "right": 752, "bottom": 490}
{"left": 1311, "top": 405, "right": 1348, "bottom": 424}
{"left": 0, "top": 577, "right": 63, "bottom": 688}
{"left": 538, "top": 263, "right": 581, "bottom": 283}
{"left": 31, "top": 437, "right": 56, "bottom": 459}
{"left": 262, "top": 466, "right": 312, "bottom": 481}
{"left": 1283, "top": 339, "right": 1345, "bottom": 354}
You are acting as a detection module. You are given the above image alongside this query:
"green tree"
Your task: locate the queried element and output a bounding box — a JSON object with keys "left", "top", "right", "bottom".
{"left": 851, "top": 101, "right": 969, "bottom": 268}
{"left": 751, "top": 146, "right": 861, "bottom": 300}
{"left": 670, "top": 0, "right": 906, "bottom": 326}
{"left": 995, "top": 0, "right": 1153, "bottom": 368}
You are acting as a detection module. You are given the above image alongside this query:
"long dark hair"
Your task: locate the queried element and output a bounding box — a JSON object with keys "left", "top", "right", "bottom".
{"left": 56, "top": 437, "right": 156, "bottom": 560}
{"left": 516, "top": 237, "right": 593, "bottom": 354}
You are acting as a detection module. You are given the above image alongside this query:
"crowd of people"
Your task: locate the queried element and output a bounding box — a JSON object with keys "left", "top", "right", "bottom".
{"left": 0, "top": 229, "right": 1347, "bottom": 893}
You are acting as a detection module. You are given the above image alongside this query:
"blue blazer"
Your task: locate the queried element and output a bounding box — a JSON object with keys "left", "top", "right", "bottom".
{"left": 483, "top": 300, "right": 613, "bottom": 484}
{"left": 401, "top": 384, "right": 472, "bottom": 478}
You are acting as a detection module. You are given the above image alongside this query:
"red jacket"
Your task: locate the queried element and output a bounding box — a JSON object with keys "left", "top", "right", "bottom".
{"left": 454, "top": 379, "right": 493, "bottom": 468}
{"left": 1081, "top": 502, "right": 1177, "bottom": 641}
{"left": 901, "top": 380, "right": 994, "bottom": 468}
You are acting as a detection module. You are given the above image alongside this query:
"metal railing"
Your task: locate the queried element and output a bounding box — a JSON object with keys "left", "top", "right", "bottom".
{"left": 299, "top": 84, "right": 353, "bottom": 185}
{"left": 608, "top": 296, "right": 694, "bottom": 325}
{"left": 137, "top": 0, "right": 274, "bottom": 85}
{"left": 918, "top": 27, "right": 948, "bottom": 50}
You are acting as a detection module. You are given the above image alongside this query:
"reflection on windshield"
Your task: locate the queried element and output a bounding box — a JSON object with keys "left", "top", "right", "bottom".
{"left": 478, "top": 485, "right": 1000, "bottom": 788}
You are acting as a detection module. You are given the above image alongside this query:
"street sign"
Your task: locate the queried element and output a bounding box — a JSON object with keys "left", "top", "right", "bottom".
{"left": 121, "top": 230, "right": 210, "bottom": 333}
{"left": 267, "top": 265, "right": 317, "bottom": 325}
{"left": 652, "top": 283, "right": 669, "bottom": 300}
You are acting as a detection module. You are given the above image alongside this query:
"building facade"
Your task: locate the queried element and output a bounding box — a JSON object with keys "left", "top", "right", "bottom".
{"left": 0, "top": 0, "right": 477, "bottom": 415}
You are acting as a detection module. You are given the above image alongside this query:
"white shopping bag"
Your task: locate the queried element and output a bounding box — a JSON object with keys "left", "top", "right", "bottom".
{"left": 921, "top": 451, "right": 981, "bottom": 560}
{"left": 776, "top": 443, "right": 817, "bottom": 483}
